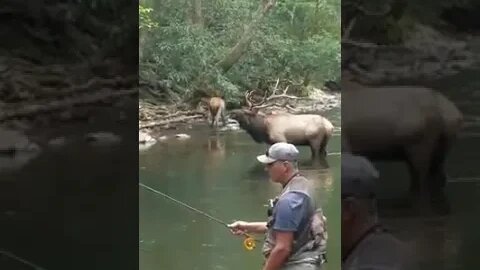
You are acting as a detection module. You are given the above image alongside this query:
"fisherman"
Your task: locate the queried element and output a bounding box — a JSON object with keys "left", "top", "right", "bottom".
{"left": 228, "top": 142, "right": 328, "bottom": 270}
{"left": 341, "top": 152, "right": 417, "bottom": 270}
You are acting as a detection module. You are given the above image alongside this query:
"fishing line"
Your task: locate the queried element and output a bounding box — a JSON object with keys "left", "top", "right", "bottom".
{"left": 139, "top": 183, "right": 229, "bottom": 227}
{"left": 0, "top": 250, "right": 48, "bottom": 270}
{"left": 139, "top": 183, "right": 261, "bottom": 250}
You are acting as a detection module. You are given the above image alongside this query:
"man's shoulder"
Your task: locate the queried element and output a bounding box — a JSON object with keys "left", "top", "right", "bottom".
{"left": 278, "top": 191, "right": 309, "bottom": 208}
{"left": 272, "top": 191, "right": 311, "bottom": 231}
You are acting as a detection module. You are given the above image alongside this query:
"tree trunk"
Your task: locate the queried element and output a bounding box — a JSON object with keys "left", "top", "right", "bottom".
{"left": 216, "top": 0, "right": 277, "bottom": 73}
{"left": 192, "top": 0, "right": 203, "bottom": 27}
{"left": 303, "top": 72, "right": 311, "bottom": 87}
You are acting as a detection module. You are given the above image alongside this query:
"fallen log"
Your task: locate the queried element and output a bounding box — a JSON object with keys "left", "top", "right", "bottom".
{"left": 162, "top": 110, "right": 203, "bottom": 118}
{"left": 0, "top": 89, "right": 137, "bottom": 122}
{"left": 139, "top": 115, "right": 203, "bottom": 129}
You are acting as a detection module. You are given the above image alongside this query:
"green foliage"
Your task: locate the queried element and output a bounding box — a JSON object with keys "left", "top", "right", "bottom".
{"left": 343, "top": 0, "right": 479, "bottom": 44}
{"left": 140, "top": 0, "right": 340, "bottom": 106}
{"left": 140, "top": 5, "right": 158, "bottom": 30}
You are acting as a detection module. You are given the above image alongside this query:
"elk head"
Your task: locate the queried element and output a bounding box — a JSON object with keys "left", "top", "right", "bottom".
{"left": 228, "top": 90, "right": 266, "bottom": 126}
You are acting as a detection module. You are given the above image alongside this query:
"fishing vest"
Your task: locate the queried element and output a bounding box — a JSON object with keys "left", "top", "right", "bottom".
{"left": 342, "top": 225, "right": 414, "bottom": 270}
{"left": 262, "top": 174, "right": 328, "bottom": 265}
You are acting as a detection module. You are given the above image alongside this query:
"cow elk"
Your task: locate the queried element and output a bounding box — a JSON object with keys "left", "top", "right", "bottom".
{"left": 230, "top": 89, "right": 334, "bottom": 160}
{"left": 201, "top": 96, "right": 227, "bottom": 128}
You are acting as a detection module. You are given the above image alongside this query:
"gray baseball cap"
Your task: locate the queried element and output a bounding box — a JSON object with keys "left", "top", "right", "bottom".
{"left": 257, "top": 142, "right": 299, "bottom": 164}
{"left": 342, "top": 153, "right": 379, "bottom": 199}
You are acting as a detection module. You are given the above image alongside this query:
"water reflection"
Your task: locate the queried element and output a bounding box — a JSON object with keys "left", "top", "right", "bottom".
{"left": 302, "top": 167, "right": 335, "bottom": 194}
{"left": 203, "top": 134, "right": 226, "bottom": 171}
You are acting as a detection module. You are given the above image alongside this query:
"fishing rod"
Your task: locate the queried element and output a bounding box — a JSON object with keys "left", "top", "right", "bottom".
{"left": 139, "top": 183, "right": 260, "bottom": 251}
{"left": 0, "top": 250, "right": 48, "bottom": 270}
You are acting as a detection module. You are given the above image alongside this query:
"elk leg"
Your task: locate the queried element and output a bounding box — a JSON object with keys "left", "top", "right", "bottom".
{"left": 208, "top": 109, "right": 214, "bottom": 127}
{"left": 215, "top": 109, "right": 224, "bottom": 128}
{"left": 211, "top": 108, "right": 219, "bottom": 128}
{"left": 428, "top": 134, "right": 451, "bottom": 192}
{"left": 221, "top": 109, "right": 227, "bottom": 127}
{"left": 405, "top": 144, "right": 431, "bottom": 194}
{"left": 309, "top": 145, "right": 318, "bottom": 159}
{"left": 427, "top": 135, "right": 452, "bottom": 214}
{"left": 318, "top": 134, "right": 330, "bottom": 157}
{"left": 405, "top": 140, "right": 436, "bottom": 213}
{"left": 309, "top": 137, "right": 322, "bottom": 160}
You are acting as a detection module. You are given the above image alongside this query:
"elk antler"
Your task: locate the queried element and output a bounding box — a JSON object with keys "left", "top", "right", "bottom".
{"left": 245, "top": 82, "right": 301, "bottom": 111}
{"left": 244, "top": 90, "right": 254, "bottom": 109}
{"left": 245, "top": 90, "right": 268, "bottom": 109}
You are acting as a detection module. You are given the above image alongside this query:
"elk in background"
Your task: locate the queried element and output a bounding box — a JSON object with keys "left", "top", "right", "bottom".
{"left": 200, "top": 96, "right": 227, "bottom": 128}
{"left": 229, "top": 86, "right": 334, "bottom": 160}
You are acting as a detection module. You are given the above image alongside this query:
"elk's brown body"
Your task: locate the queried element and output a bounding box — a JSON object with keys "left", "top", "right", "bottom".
{"left": 230, "top": 90, "right": 334, "bottom": 159}
{"left": 342, "top": 71, "right": 463, "bottom": 204}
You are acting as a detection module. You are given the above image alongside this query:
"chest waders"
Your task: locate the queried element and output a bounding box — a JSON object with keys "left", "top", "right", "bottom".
{"left": 262, "top": 174, "right": 328, "bottom": 267}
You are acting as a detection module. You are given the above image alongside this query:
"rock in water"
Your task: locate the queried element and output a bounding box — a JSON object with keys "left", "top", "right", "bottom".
{"left": 227, "top": 124, "right": 240, "bottom": 131}
{"left": 139, "top": 141, "right": 156, "bottom": 151}
{"left": 0, "top": 128, "right": 40, "bottom": 154}
{"left": 219, "top": 123, "right": 240, "bottom": 132}
{"left": 48, "top": 137, "right": 67, "bottom": 147}
{"left": 139, "top": 131, "right": 156, "bottom": 144}
{"left": 175, "top": 133, "right": 191, "bottom": 140}
{"left": 0, "top": 128, "right": 41, "bottom": 172}
{"left": 139, "top": 131, "right": 157, "bottom": 151}
{"left": 85, "top": 132, "right": 122, "bottom": 145}
{"left": 227, "top": 119, "right": 239, "bottom": 125}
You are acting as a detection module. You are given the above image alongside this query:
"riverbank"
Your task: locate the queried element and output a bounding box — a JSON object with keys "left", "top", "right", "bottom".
{"left": 0, "top": 56, "right": 137, "bottom": 172}
{"left": 138, "top": 86, "right": 341, "bottom": 141}
{"left": 344, "top": 23, "right": 480, "bottom": 84}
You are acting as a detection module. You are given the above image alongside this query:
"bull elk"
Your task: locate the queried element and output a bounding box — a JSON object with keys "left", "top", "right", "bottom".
{"left": 201, "top": 96, "right": 227, "bottom": 128}
{"left": 229, "top": 89, "right": 334, "bottom": 159}
{"left": 341, "top": 70, "right": 463, "bottom": 212}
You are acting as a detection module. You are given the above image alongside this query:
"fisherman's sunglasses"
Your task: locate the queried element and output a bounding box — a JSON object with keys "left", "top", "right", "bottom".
{"left": 266, "top": 160, "right": 290, "bottom": 167}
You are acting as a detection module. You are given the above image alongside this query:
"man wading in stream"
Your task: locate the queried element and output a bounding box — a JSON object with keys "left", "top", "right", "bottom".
{"left": 228, "top": 142, "right": 328, "bottom": 270}
{"left": 341, "top": 153, "right": 416, "bottom": 270}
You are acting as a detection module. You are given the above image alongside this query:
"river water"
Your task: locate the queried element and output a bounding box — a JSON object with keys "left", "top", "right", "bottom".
{"left": 0, "top": 64, "right": 477, "bottom": 269}
{"left": 139, "top": 108, "right": 341, "bottom": 270}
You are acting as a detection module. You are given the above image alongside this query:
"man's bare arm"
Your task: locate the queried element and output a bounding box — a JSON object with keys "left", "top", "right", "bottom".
{"left": 228, "top": 221, "right": 268, "bottom": 235}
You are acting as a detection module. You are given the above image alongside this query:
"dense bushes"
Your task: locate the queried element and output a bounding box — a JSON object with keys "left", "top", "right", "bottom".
{"left": 139, "top": 0, "right": 340, "bottom": 107}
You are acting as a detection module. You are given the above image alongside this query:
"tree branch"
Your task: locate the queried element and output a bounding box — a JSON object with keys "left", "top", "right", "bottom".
{"left": 216, "top": 0, "right": 277, "bottom": 72}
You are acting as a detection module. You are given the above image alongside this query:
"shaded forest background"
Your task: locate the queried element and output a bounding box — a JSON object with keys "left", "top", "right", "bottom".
{"left": 0, "top": 0, "right": 478, "bottom": 122}
{"left": 139, "top": 0, "right": 341, "bottom": 108}
{"left": 342, "top": 0, "right": 480, "bottom": 44}
{"left": 0, "top": 0, "right": 138, "bottom": 132}
{"left": 141, "top": 0, "right": 480, "bottom": 108}
{"left": 342, "top": 0, "right": 480, "bottom": 83}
